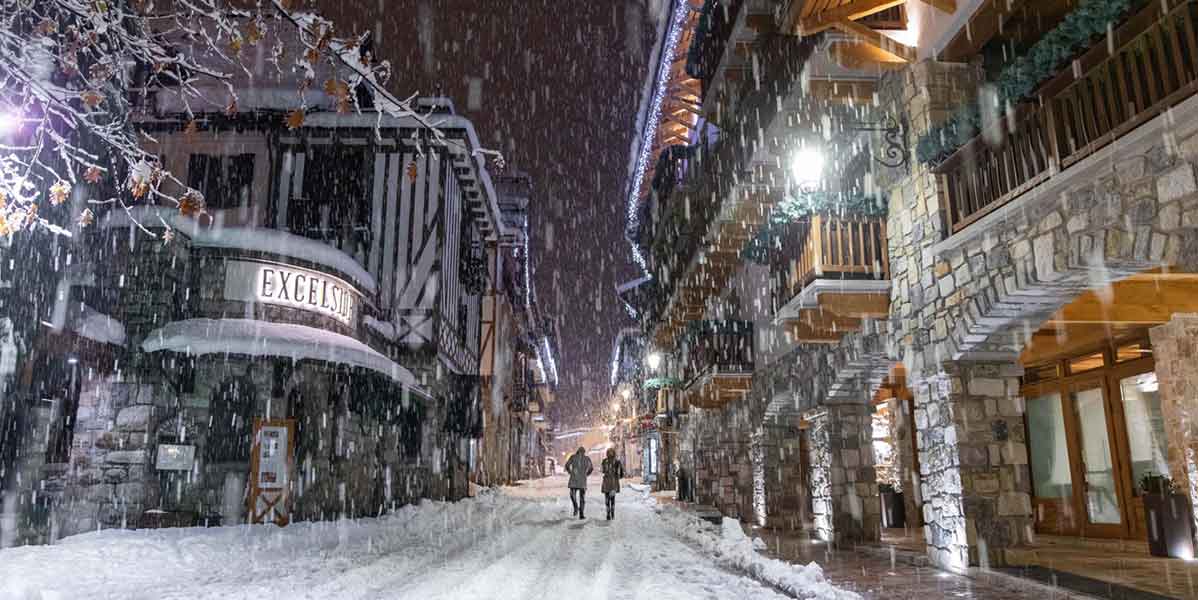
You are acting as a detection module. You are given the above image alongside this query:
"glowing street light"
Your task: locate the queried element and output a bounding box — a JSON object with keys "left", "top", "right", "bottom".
{"left": 620, "top": 388, "right": 631, "bottom": 400}
{"left": 646, "top": 352, "right": 663, "bottom": 372}
{"left": 0, "top": 112, "right": 20, "bottom": 136}
{"left": 790, "top": 147, "right": 825, "bottom": 188}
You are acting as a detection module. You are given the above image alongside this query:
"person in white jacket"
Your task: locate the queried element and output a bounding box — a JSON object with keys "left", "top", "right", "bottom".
{"left": 564, "top": 447, "right": 593, "bottom": 519}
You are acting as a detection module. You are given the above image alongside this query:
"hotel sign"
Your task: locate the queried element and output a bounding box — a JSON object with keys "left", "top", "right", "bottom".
{"left": 224, "top": 260, "right": 360, "bottom": 325}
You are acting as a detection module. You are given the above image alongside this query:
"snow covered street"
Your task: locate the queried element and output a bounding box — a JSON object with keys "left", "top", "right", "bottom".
{"left": 0, "top": 475, "right": 853, "bottom": 600}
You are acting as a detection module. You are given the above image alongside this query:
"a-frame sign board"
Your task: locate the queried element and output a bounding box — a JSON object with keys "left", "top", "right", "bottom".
{"left": 248, "top": 418, "right": 296, "bottom": 526}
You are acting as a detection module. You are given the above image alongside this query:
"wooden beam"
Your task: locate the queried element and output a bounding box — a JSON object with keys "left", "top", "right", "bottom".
{"left": 802, "top": 0, "right": 906, "bottom": 35}
{"left": 786, "top": 321, "right": 843, "bottom": 344}
{"left": 1019, "top": 324, "right": 1122, "bottom": 366}
{"left": 1044, "top": 280, "right": 1198, "bottom": 325}
{"left": 832, "top": 19, "right": 916, "bottom": 63}
{"left": 817, "top": 292, "right": 890, "bottom": 318}
{"left": 806, "top": 79, "right": 878, "bottom": 104}
{"left": 938, "top": 0, "right": 1026, "bottom": 62}
{"left": 920, "top": 0, "right": 956, "bottom": 14}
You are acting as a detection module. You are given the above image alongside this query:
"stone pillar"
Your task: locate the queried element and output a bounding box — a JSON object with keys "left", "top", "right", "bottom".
{"left": 689, "top": 405, "right": 754, "bottom": 520}
{"left": 806, "top": 401, "right": 879, "bottom": 544}
{"left": 914, "top": 361, "right": 1032, "bottom": 572}
{"left": 758, "top": 417, "right": 806, "bottom": 530}
{"left": 1150, "top": 314, "right": 1198, "bottom": 527}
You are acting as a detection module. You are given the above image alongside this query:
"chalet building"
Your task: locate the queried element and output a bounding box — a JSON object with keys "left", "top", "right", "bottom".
{"left": 475, "top": 171, "right": 557, "bottom": 486}
{"left": 608, "top": 325, "right": 648, "bottom": 480}
{"left": 0, "top": 60, "right": 546, "bottom": 542}
{"left": 621, "top": 0, "right": 1198, "bottom": 590}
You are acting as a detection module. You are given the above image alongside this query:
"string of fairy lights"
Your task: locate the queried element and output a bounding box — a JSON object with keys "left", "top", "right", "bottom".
{"left": 625, "top": 0, "right": 690, "bottom": 277}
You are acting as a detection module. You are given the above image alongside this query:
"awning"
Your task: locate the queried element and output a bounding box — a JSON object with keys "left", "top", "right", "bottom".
{"left": 141, "top": 318, "right": 418, "bottom": 386}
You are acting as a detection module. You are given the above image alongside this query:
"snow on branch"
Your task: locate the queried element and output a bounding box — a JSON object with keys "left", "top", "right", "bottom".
{"left": 0, "top": 0, "right": 504, "bottom": 240}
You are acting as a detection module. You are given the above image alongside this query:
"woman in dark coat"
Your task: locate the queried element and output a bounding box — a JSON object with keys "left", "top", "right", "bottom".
{"left": 601, "top": 448, "right": 625, "bottom": 520}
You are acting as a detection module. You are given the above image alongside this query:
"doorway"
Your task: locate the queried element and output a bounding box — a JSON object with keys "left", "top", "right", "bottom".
{"left": 1023, "top": 339, "right": 1166, "bottom": 539}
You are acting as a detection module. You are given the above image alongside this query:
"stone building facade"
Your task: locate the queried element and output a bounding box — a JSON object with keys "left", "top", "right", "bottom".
{"left": 621, "top": 0, "right": 1198, "bottom": 582}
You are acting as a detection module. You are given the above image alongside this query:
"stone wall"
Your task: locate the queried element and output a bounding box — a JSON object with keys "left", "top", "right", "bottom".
{"left": 758, "top": 418, "right": 806, "bottom": 530}
{"left": 1150, "top": 314, "right": 1198, "bottom": 529}
{"left": 806, "top": 402, "right": 879, "bottom": 544}
{"left": 913, "top": 362, "right": 1031, "bottom": 571}
{"left": 687, "top": 404, "right": 755, "bottom": 520}
{"left": 60, "top": 380, "right": 160, "bottom": 538}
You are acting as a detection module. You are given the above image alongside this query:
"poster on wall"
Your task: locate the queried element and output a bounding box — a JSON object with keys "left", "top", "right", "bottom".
{"left": 248, "top": 418, "right": 296, "bottom": 526}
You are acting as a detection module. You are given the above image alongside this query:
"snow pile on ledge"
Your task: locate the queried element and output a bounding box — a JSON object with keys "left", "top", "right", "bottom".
{"left": 141, "top": 318, "right": 417, "bottom": 385}
{"left": 656, "top": 506, "right": 860, "bottom": 600}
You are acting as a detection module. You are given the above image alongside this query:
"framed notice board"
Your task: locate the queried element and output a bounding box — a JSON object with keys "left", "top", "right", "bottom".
{"left": 248, "top": 418, "right": 296, "bottom": 526}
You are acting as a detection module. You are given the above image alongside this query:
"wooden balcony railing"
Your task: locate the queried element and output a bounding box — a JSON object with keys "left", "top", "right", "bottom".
{"left": 936, "top": 0, "right": 1198, "bottom": 234}
{"left": 773, "top": 214, "right": 890, "bottom": 310}
{"left": 679, "top": 322, "right": 754, "bottom": 391}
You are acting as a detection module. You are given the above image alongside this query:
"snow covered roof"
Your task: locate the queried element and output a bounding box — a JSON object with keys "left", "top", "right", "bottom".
{"left": 101, "top": 206, "right": 377, "bottom": 294}
{"left": 141, "top": 318, "right": 417, "bottom": 386}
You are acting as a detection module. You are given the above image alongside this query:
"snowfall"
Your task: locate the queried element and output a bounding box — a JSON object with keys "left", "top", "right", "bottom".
{"left": 0, "top": 475, "right": 856, "bottom": 600}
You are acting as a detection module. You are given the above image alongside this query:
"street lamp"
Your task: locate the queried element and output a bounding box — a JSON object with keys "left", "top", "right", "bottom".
{"left": 790, "top": 148, "right": 825, "bottom": 191}
{"left": 646, "top": 352, "right": 663, "bottom": 372}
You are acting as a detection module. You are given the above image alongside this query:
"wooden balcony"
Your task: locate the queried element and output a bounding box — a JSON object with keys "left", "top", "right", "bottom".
{"left": 937, "top": 0, "right": 1198, "bottom": 234}
{"left": 679, "top": 322, "right": 754, "bottom": 410}
{"left": 772, "top": 214, "right": 891, "bottom": 343}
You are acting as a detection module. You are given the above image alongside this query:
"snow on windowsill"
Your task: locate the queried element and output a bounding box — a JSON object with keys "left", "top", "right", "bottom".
{"left": 72, "top": 304, "right": 126, "bottom": 346}
{"left": 101, "top": 206, "right": 377, "bottom": 294}
{"left": 141, "top": 318, "right": 415, "bottom": 386}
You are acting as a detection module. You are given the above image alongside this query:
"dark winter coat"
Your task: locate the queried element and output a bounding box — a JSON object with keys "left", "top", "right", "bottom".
{"left": 565, "top": 452, "right": 593, "bottom": 489}
{"left": 601, "top": 457, "right": 624, "bottom": 494}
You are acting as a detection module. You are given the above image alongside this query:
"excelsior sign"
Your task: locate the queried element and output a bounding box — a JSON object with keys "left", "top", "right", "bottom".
{"left": 224, "top": 260, "right": 360, "bottom": 325}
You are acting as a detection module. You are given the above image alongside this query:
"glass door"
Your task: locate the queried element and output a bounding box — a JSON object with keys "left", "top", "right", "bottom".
{"left": 1073, "top": 386, "right": 1121, "bottom": 524}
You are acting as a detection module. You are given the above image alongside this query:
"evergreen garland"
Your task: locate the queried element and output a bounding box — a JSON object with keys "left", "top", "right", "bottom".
{"left": 643, "top": 377, "right": 681, "bottom": 390}
{"left": 742, "top": 191, "right": 888, "bottom": 265}
{"left": 915, "top": 0, "right": 1142, "bottom": 166}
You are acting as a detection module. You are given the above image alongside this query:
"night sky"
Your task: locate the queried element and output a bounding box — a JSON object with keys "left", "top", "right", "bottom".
{"left": 318, "top": 0, "right": 653, "bottom": 427}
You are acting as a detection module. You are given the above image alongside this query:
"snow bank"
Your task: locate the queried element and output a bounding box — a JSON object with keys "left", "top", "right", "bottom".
{"left": 0, "top": 496, "right": 504, "bottom": 600}
{"left": 141, "top": 318, "right": 417, "bottom": 385}
{"left": 656, "top": 507, "right": 860, "bottom": 600}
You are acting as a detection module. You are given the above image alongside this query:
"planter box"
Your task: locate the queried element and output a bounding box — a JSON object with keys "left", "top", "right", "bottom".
{"left": 880, "top": 489, "right": 906, "bottom": 529}
{"left": 1144, "top": 493, "right": 1196, "bottom": 559}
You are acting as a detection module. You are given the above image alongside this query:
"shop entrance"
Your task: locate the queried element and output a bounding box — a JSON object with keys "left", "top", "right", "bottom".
{"left": 1023, "top": 342, "right": 1163, "bottom": 539}
{"left": 1019, "top": 271, "right": 1192, "bottom": 539}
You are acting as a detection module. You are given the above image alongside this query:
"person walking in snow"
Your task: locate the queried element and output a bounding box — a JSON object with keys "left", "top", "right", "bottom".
{"left": 565, "top": 447, "right": 593, "bottom": 519}
{"left": 601, "top": 448, "right": 625, "bottom": 520}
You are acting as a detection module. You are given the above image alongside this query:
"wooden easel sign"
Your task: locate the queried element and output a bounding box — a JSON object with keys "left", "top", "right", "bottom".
{"left": 248, "top": 418, "right": 296, "bottom": 526}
